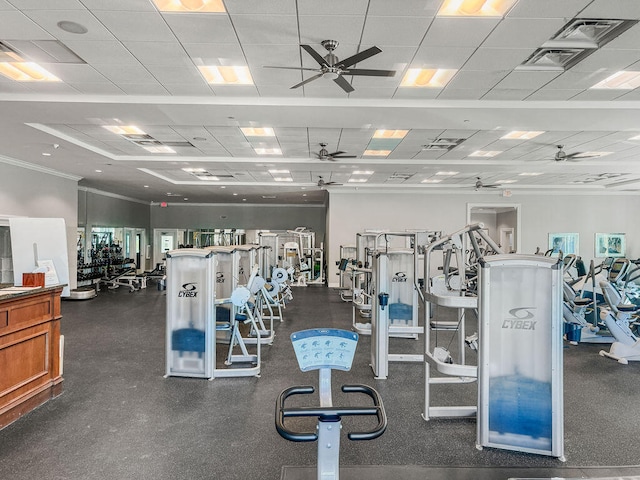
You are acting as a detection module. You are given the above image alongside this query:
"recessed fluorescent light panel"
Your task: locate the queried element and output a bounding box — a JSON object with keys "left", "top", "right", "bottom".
{"left": 501, "top": 131, "right": 545, "bottom": 140}
{"left": 0, "top": 62, "right": 60, "bottom": 81}
{"left": 629, "top": 134, "right": 640, "bottom": 140}
{"left": 198, "top": 65, "right": 253, "bottom": 85}
{"left": 435, "top": 171, "right": 459, "bottom": 176}
{"left": 421, "top": 178, "right": 442, "bottom": 183}
{"left": 273, "top": 177, "right": 293, "bottom": 182}
{"left": 495, "top": 179, "right": 516, "bottom": 184}
{"left": 519, "top": 172, "right": 542, "bottom": 176}
{"left": 241, "top": 127, "right": 275, "bottom": 137}
{"left": 254, "top": 147, "right": 282, "bottom": 155}
{"left": 103, "top": 125, "right": 146, "bottom": 135}
{"left": 373, "top": 130, "right": 408, "bottom": 139}
{"left": 143, "top": 146, "right": 175, "bottom": 153}
{"left": 268, "top": 169, "right": 289, "bottom": 174}
{"left": 438, "top": 0, "right": 517, "bottom": 17}
{"left": 590, "top": 71, "right": 640, "bottom": 89}
{"left": 348, "top": 178, "right": 367, "bottom": 183}
{"left": 469, "top": 150, "right": 502, "bottom": 157}
{"left": 153, "top": 0, "right": 226, "bottom": 12}
{"left": 363, "top": 150, "right": 391, "bottom": 156}
{"left": 353, "top": 171, "right": 374, "bottom": 175}
{"left": 400, "top": 69, "right": 457, "bottom": 87}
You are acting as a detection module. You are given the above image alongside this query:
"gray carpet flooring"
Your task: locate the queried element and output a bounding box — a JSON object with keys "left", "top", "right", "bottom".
{"left": 0, "top": 284, "right": 639, "bottom": 480}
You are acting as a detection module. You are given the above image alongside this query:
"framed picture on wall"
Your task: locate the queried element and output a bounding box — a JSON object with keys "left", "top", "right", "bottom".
{"left": 595, "top": 233, "right": 626, "bottom": 258}
{"left": 548, "top": 233, "right": 579, "bottom": 255}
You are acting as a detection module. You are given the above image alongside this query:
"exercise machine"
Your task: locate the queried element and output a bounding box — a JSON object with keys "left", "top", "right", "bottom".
{"left": 598, "top": 275, "right": 640, "bottom": 364}
{"left": 275, "top": 329, "right": 386, "bottom": 480}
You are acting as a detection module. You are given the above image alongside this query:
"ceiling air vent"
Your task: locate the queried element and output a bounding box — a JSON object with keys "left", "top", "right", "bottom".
{"left": 517, "top": 18, "right": 637, "bottom": 72}
{"left": 519, "top": 48, "right": 589, "bottom": 71}
{"left": 422, "top": 138, "right": 464, "bottom": 151}
{"left": 386, "top": 173, "right": 414, "bottom": 183}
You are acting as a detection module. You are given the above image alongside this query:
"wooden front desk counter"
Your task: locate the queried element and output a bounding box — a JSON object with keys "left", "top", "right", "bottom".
{"left": 0, "top": 285, "right": 63, "bottom": 429}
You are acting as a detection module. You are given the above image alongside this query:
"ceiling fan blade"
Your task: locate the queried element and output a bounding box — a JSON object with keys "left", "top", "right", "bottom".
{"left": 290, "top": 73, "right": 323, "bottom": 89}
{"left": 333, "top": 75, "right": 354, "bottom": 93}
{"left": 327, "top": 150, "right": 346, "bottom": 156}
{"left": 344, "top": 68, "right": 396, "bottom": 77}
{"left": 301, "top": 44, "right": 328, "bottom": 66}
{"left": 333, "top": 155, "right": 356, "bottom": 158}
{"left": 263, "top": 65, "right": 321, "bottom": 72}
{"left": 338, "top": 46, "right": 382, "bottom": 69}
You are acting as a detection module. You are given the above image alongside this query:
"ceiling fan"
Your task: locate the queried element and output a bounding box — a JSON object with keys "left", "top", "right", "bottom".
{"left": 553, "top": 145, "right": 601, "bottom": 162}
{"left": 317, "top": 176, "right": 342, "bottom": 188}
{"left": 314, "top": 143, "right": 356, "bottom": 161}
{"left": 264, "top": 39, "right": 396, "bottom": 93}
{"left": 475, "top": 177, "right": 501, "bottom": 190}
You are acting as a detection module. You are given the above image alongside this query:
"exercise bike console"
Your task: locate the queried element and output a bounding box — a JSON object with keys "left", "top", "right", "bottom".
{"left": 275, "top": 329, "right": 387, "bottom": 480}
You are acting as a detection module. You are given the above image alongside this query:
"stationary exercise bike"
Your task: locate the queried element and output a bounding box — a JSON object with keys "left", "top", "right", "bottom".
{"left": 275, "top": 329, "right": 387, "bottom": 480}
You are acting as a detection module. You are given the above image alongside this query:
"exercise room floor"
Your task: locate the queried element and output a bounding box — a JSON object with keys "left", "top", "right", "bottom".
{"left": 0, "top": 284, "right": 639, "bottom": 480}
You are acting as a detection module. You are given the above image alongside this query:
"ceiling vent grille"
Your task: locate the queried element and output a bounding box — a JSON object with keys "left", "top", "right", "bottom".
{"left": 517, "top": 18, "right": 637, "bottom": 72}
{"left": 422, "top": 138, "right": 464, "bottom": 151}
{"left": 0, "top": 40, "right": 85, "bottom": 64}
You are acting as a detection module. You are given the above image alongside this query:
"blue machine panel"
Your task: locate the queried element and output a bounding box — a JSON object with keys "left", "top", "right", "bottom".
{"left": 291, "top": 329, "right": 358, "bottom": 371}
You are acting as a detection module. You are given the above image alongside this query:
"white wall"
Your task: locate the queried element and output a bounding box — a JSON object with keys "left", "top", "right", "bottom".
{"left": 326, "top": 190, "right": 640, "bottom": 287}
{"left": 0, "top": 159, "right": 79, "bottom": 288}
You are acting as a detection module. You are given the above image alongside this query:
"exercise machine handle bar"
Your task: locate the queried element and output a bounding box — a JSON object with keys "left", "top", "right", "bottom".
{"left": 275, "top": 384, "right": 387, "bottom": 442}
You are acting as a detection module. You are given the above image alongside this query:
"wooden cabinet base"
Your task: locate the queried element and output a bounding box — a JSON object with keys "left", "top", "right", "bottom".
{"left": 0, "top": 379, "right": 63, "bottom": 429}
{"left": 0, "top": 286, "right": 63, "bottom": 430}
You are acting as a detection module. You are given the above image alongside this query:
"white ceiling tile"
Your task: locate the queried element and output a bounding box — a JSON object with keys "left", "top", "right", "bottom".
{"left": 118, "top": 83, "right": 170, "bottom": 95}
{"left": 0, "top": 0, "right": 15, "bottom": 9}
{"left": 447, "top": 70, "right": 508, "bottom": 89}
{"left": 422, "top": 17, "right": 499, "bottom": 47}
{"left": 162, "top": 12, "right": 237, "bottom": 44}
{"left": 162, "top": 83, "right": 213, "bottom": 96}
{"left": 463, "top": 47, "right": 532, "bottom": 70}
{"left": 495, "top": 71, "right": 560, "bottom": 89}
{"left": 44, "top": 63, "right": 108, "bottom": 83}
{"left": 22, "top": 10, "right": 116, "bottom": 41}
{"left": 298, "top": 0, "right": 368, "bottom": 15}
{"left": 210, "top": 85, "right": 259, "bottom": 97}
{"left": 613, "top": 89, "right": 640, "bottom": 101}
{"left": 346, "top": 87, "right": 397, "bottom": 98}
{"left": 412, "top": 46, "right": 475, "bottom": 69}
{"left": 145, "top": 64, "right": 206, "bottom": 85}
{"left": 349, "top": 74, "right": 398, "bottom": 88}
{"left": 482, "top": 88, "right": 532, "bottom": 100}
{"left": 123, "top": 41, "right": 194, "bottom": 66}
{"left": 232, "top": 15, "right": 299, "bottom": 45}
{"left": 0, "top": 10, "right": 52, "bottom": 39}
{"left": 298, "top": 16, "right": 365, "bottom": 45}
{"left": 571, "top": 48, "right": 640, "bottom": 73}
{"left": 252, "top": 67, "right": 305, "bottom": 87}
{"left": 570, "top": 89, "right": 630, "bottom": 101}
{"left": 368, "top": 0, "right": 440, "bottom": 17}
{"left": 507, "top": 0, "right": 588, "bottom": 19}
{"left": 393, "top": 87, "right": 442, "bottom": 99}
{"left": 92, "top": 63, "right": 158, "bottom": 84}
{"left": 482, "top": 18, "right": 567, "bottom": 48}
{"left": 545, "top": 70, "right": 617, "bottom": 89}
{"left": 68, "top": 82, "right": 124, "bottom": 95}
{"left": 62, "top": 40, "right": 140, "bottom": 65}
{"left": 302, "top": 85, "right": 350, "bottom": 98}
{"left": 524, "top": 89, "right": 582, "bottom": 101}
{"left": 93, "top": 11, "right": 174, "bottom": 42}
{"left": 256, "top": 86, "right": 304, "bottom": 97}
{"left": 604, "top": 23, "right": 640, "bottom": 49}
{"left": 225, "top": 0, "right": 296, "bottom": 15}
{"left": 0, "top": 81, "right": 33, "bottom": 93}
{"left": 8, "top": 0, "right": 85, "bottom": 9}
{"left": 61, "top": 0, "right": 156, "bottom": 10}
{"left": 437, "top": 88, "right": 489, "bottom": 100}
{"left": 22, "top": 82, "right": 80, "bottom": 94}
{"left": 362, "top": 16, "right": 429, "bottom": 47}
{"left": 580, "top": 0, "right": 640, "bottom": 19}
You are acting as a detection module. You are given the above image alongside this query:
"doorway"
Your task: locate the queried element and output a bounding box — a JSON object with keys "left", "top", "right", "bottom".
{"left": 467, "top": 203, "right": 521, "bottom": 253}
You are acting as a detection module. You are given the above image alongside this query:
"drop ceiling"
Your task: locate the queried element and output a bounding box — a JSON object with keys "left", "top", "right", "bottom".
{"left": 2, "top": 0, "right": 640, "bottom": 205}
